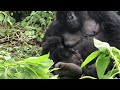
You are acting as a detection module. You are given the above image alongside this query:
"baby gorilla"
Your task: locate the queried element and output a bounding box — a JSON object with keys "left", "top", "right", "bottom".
{"left": 54, "top": 50, "right": 83, "bottom": 79}
{"left": 41, "top": 36, "right": 83, "bottom": 78}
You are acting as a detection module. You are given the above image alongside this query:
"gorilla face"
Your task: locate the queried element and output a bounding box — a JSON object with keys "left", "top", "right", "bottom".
{"left": 66, "top": 12, "right": 80, "bottom": 30}
{"left": 56, "top": 11, "right": 81, "bottom": 32}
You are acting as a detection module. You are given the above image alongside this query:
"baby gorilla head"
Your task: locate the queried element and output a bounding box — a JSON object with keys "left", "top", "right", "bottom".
{"left": 58, "top": 49, "right": 83, "bottom": 65}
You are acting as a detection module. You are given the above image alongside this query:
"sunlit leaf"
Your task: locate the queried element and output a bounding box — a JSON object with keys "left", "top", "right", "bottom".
{"left": 95, "top": 54, "right": 110, "bottom": 79}
{"left": 81, "top": 50, "right": 100, "bottom": 68}
{"left": 94, "top": 38, "right": 110, "bottom": 52}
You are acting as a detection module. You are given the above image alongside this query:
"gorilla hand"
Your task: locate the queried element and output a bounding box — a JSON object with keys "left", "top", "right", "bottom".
{"left": 54, "top": 62, "right": 83, "bottom": 79}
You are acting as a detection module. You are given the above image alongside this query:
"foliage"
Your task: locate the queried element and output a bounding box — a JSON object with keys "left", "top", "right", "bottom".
{"left": 0, "top": 11, "right": 55, "bottom": 60}
{"left": 81, "top": 38, "right": 120, "bottom": 79}
{"left": 0, "top": 52, "right": 58, "bottom": 79}
{"left": 0, "top": 11, "right": 57, "bottom": 79}
{"left": 10, "top": 11, "right": 32, "bottom": 22}
{"left": 0, "top": 11, "right": 16, "bottom": 27}
{"left": 21, "top": 11, "right": 55, "bottom": 42}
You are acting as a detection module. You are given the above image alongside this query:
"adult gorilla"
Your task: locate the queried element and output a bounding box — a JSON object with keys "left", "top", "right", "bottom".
{"left": 41, "top": 11, "right": 120, "bottom": 78}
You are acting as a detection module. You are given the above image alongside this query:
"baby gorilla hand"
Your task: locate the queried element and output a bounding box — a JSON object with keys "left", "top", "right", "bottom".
{"left": 54, "top": 62, "right": 82, "bottom": 79}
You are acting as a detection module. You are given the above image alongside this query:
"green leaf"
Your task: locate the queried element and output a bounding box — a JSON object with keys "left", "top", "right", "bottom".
{"left": 49, "top": 68, "right": 60, "bottom": 73}
{"left": 29, "top": 65, "right": 49, "bottom": 79}
{"left": 23, "top": 57, "right": 40, "bottom": 63}
{"left": 25, "top": 30, "right": 35, "bottom": 36}
{"left": 0, "top": 31, "right": 6, "bottom": 37}
{"left": 94, "top": 38, "right": 110, "bottom": 52}
{"left": 81, "top": 50, "right": 100, "bottom": 68}
{"left": 50, "top": 75, "right": 58, "bottom": 79}
{"left": 79, "top": 76, "right": 97, "bottom": 79}
{"left": 0, "top": 53, "right": 54, "bottom": 79}
{"left": 7, "top": 16, "right": 15, "bottom": 26}
{"left": 23, "top": 54, "right": 51, "bottom": 64}
{"left": 95, "top": 54, "right": 110, "bottom": 79}
{"left": 111, "top": 47, "right": 120, "bottom": 61}
{"left": 8, "top": 16, "right": 16, "bottom": 24}
{"left": 103, "top": 69, "right": 119, "bottom": 79}
{"left": 0, "top": 13, "right": 5, "bottom": 22}
{"left": 21, "top": 20, "right": 27, "bottom": 27}
{"left": 4, "top": 55, "right": 11, "bottom": 60}
{"left": 4, "top": 59, "right": 15, "bottom": 64}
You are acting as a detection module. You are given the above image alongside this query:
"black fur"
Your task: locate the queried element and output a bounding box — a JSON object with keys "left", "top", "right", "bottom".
{"left": 41, "top": 11, "right": 120, "bottom": 78}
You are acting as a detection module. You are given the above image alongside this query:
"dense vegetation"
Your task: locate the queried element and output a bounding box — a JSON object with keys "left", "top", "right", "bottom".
{"left": 0, "top": 11, "right": 120, "bottom": 79}
{"left": 0, "top": 11, "right": 55, "bottom": 59}
{"left": 0, "top": 11, "right": 56, "bottom": 79}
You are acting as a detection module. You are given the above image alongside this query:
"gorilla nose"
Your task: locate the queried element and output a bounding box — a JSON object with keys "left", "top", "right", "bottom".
{"left": 67, "top": 12, "right": 75, "bottom": 19}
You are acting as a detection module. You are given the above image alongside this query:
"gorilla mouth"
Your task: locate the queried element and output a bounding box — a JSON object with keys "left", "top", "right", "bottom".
{"left": 63, "top": 38, "right": 81, "bottom": 48}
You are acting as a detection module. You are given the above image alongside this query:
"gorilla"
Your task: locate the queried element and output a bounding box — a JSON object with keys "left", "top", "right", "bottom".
{"left": 41, "top": 11, "right": 120, "bottom": 79}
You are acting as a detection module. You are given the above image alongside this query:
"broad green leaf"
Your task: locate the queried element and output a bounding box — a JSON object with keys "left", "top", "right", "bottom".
{"left": 0, "top": 54, "right": 54, "bottom": 79}
{"left": 39, "top": 53, "right": 50, "bottom": 62}
{"left": 24, "top": 66, "right": 41, "bottom": 79}
{"left": 95, "top": 54, "right": 110, "bottom": 79}
{"left": 4, "top": 59, "right": 15, "bottom": 64}
{"left": 81, "top": 50, "right": 100, "bottom": 68}
{"left": 94, "top": 38, "right": 110, "bottom": 52}
{"left": 23, "top": 57, "right": 44, "bottom": 64}
{"left": 27, "top": 64, "right": 49, "bottom": 79}
{"left": 0, "top": 68, "right": 5, "bottom": 77}
{"left": 14, "top": 72, "right": 25, "bottom": 79}
{"left": 23, "top": 54, "right": 51, "bottom": 64}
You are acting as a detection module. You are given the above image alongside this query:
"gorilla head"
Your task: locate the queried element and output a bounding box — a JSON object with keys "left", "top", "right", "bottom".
{"left": 56, "top": 11, "right": 85, "bottom": 32}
